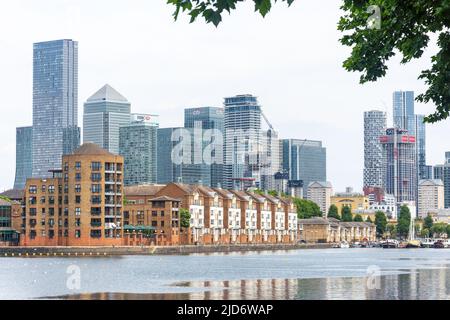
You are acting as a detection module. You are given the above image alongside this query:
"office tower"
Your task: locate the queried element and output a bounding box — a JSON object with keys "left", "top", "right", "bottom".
{"left": 418, "top": 179, "right": 445, "bottom": 218}
{"left": 83, "top": 84, "right": 131, "bottom": 154}
{"left": 433, "top": 152, "right": 450, "bottom": 208}
{"left": 157, "top": 127, "right": 211, "bottom": 186}
{"left": 415, "top": 114, "right": 427, "bottom": 179}
{"left": 380, "top": 128, "right": 417, "bottom": 204}
{"left": 282, "top": 139, "right": 327, "bottom": 192}
{"left": 306, "top": 181, "right": 333, "bottom": 215}
{"left": 363, "top": 110, "right": 386, "bottom": 189}
{"left": 223, "top": 95, "right": 262, "bottom": 190}
{"left": 184, "top": 107, "right": 224, "bottom": 188}
{"left": 32, "top": 39, "right": 80, "bottom": 178}
{"left": 14, "top": 127, "right": 33, "bottom": 189}
{"left": 119, "top": 114, "right": 159, "bottom": 186}
{"left": 392, "top": 91, "right": 427, "bottom": 180}
{"left": 393, "top": 91, "right": 415, "bottom": 132}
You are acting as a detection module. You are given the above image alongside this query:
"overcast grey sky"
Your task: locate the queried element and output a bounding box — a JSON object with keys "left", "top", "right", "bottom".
{"left": 0, "top": 0, "right": 448, "bottom": 192}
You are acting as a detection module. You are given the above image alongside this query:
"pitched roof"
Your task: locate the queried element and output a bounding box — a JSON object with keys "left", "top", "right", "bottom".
{"left": 124, "top": 184, "right": 166, "bottom": 196}
{"left": 307, "top": 181, "right": 332, "bottom": 189}
{"left": 0, "top": 198, "right": 12, "bottom": 206}
{"left": 86, "top": 84, "right": 129, "bottom": 103}
{"left": 72, "top": 143, "right": 114, "bottom": 156}
{"left": 150, "top": 196, "right": 181, "bottom": 202}
{"left": 0, "top": 189, "right": 23, "bottom": 201}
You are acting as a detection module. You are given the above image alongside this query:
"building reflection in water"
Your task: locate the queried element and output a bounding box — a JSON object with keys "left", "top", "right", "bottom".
{"left": 55, "top": 267, "right": 450, "bottom": 300}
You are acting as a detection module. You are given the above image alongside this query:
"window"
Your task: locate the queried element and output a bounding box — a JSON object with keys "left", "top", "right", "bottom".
{"left": 75, "top": 219, "right": 81, "bottom": 227}
{"left": 160, "top": 211, "right": 165, "bottom": 217}
{"left": 29, "top": 197, "right": 36, "bottom": 205}
{"left": 49, "top": 196, "right": 55, "bottom": 205}
{"left": 152, "top": 221, "right": 158, "bottom": 227}
{"left": 91, "top": 173, "right": 101, "bottom": 182}
{"left": 75, "top": 173, "right": 81, "bottom": 181}
{"left": 48, "top": 185, "right": 55, "bottom": 194}
{"left": 64, "top": 162, "right": 69, "bottom": 171}
{"left": 75, "top": 230, "right": 81, "bottom": 238}
{"left": 91, "top": 207, "right": 101, "bottom": 215}
{"left": 90, "top": 230, "right": 102, "bottom": 238}
{"left": 75, "top": 162, "right": 81, "bottom": 170}
{"left": 41, "top": 185, "right": 46, "bottom": 193}
{"left": 29, "top": 185, "right": 37, "bottom": 194}
{"left": 75, "top": 185, "right": 81, "bottom": 193}
{"left": 91, "top": 162, "right": 101, "bottom": 171}
{"left": 75, "top": 208, "right": 81, "bottom": 216}
{"left": 64, "top": 173, "right": 68, "bottom": 182}
{"left": 91, "top": 196, "right": 101, "bottom": 204}
{"left": 40, "top": 196, "right": 46, "bottom": 204}
{"left": 64, "top": 184, "right": 69, "bottom": 194}
{"left": 49, "top": 219, "right": 55, "bottom": 227}
{"left": 29, "top": 208, "right": 37, "bottom": 216}
{"left": 152, "top": 211, "right": 157, "bottom": 217}
{"left": 91, "top": 184, "right": 101, "bottom": 193}
{"left": 49, "top": 208, "right": 55, "bottom": 216}
{"left": 75, "top": 196, "right": 81, "bottom": 204}
{"left": 161, "top": 221, "right": 165, "bottom": 227}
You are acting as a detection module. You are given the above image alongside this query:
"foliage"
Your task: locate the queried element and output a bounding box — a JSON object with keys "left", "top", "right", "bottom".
{"left": 268, "top": 190, "right": 279, "bottom": 197}
{"left": 366, "top": 216, "right": 373, "bottom": 223}
{"left": 253, "top": 189, "right": 264, "bottom": 196}
{"left": 294, "top": 198, "right": 322, "bottom": 219}
{"left": 431, "top": 222, "right": 447, "bottom": 237}
{"left": 180, "top": 208, "right": 191, "bottom": 229}
{"left": 341, "top": 206, "right": 353, "bottom": 222}
{"left": 386, "top": 224, "right": 397, "bottom": 238}
{"left": 167, "top": 0, "right": 296, "bottom": 26}
{"left": 327, "top": 205, "right": 341, "bottom": 220}
{"left": 420, "top": 228, "right": 430, "bottom": 238}
{"left": 424, "top": 215, "right": 434, "bottom": 230}
{"left": 353, "top": 214, "right": 363, "bottom": 222}
{"left": 374, "top": 211, "right": 387, "bottom": 237}
{"left": 0, "top": 195, "right": 12, "bottom": 203}
{"left": 397, "top": 205, "right": 411, "bottom": 239}
{"left": 447, "top": 225, "right": 450, "bottom": 238}
{"left": 168, "top": 0, "right": 450, "bottom": 123}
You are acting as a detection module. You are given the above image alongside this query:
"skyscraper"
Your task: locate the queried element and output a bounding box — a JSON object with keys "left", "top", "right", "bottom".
{"left": 223, "top": 95, "right": 262, "bottom": 190}
{"left": 433, "top": 152, "right": 450, "bottom": 208}
{"left": 14, "top": 126, "right": 33, "bottom": 189}
{"left": 392, "top": 91, "right": 427, "bottom": 180}
{"left": 156, "top": 127, "right": 211, "bottom": 186}
{"left": 83, "top": 84, "right": 131, "bottom": 155}
{"left": 119, "top": 114, "right": 159, "bottom": 186}
{"left": 282, "top": 139, "right": 327, "bottom": 192}
{"left": 363, "top": 110, "right": 386, "bottom": 189}
{"left": 32, "top": 39, "right": 80, "bottom": 177}
{"left": 184, "top": 107, "right": 224, "bottom": 188}
{"left": 380, "top": 128, "right": 417, "bottom": 204}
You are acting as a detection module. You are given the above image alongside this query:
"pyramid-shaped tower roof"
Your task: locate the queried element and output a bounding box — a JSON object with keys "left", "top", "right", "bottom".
{"left": 86, "top": 84, "right": 129, "bottom": 103}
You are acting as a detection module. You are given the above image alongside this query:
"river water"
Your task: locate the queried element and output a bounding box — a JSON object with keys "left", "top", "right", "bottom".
{"left": 1, "top": 248, "right": 450, "bottom": 300}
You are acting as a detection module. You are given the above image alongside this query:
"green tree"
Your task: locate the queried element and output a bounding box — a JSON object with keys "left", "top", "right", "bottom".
{"left": 268, "top": 190, "right": 278, "bottom": 197}
{"left": 327, "top": 205, "right": 341, "bottom": 220}
{"left": 387, "top": 224, "right": 397, "bottom": 238}
{"left": 366, "top": 216, "right": 373, "bottom": 223}
{"left": 374, "top": 211, "right": 387, "bottom": 237}
{"left": 353, "top": 214, "right": 363, "bottom": 222}
{"left": 446, "top": 224, "right": 450, "bottom": 238}
{"left": 180, "top": 208, "right": 191, "bottom": 229}
{"left": 168, "top": 1, "right": 450, "bottom": 123}
{"left": 341, "top": 206, "right": 353, "bottom": 222}
{"left": 420, "top": 228, "right": 430, "bottom": 238}
{"left": 294, "top": 198, "right": 322, "bottom": 219}
{"left": 397, "top": 205, "right": 411, "bottom": 239}
{"left": 431, "top": 223, "right": 447, "bottom": 238}
{"left": 424, "top": 215, "right": 434, "bottom": 230}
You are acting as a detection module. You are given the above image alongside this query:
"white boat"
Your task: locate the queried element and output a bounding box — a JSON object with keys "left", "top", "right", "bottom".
{"left": 339, "top": 241, "right": 350, "bottom": 248}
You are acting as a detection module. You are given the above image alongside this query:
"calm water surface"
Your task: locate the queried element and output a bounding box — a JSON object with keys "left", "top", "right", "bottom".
{"left": 1, "top": 248, "right": 450, "bottom": 300}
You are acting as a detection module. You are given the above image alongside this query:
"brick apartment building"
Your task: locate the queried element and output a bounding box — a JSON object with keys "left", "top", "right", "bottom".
{"left": 21, "top": 143, "right": 124, "bottom": 246}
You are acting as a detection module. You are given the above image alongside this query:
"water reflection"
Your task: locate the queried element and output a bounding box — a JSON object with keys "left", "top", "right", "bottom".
{"left": 52, "top": 267, "right": 450, "bottom": 300}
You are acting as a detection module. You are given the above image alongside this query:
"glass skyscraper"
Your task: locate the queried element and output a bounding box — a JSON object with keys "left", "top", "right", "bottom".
{"left": 14, "top": 126, "right": 33, "bottom": 189}
{"left": 32, "top": 39, "right": 80, "bottom": 177}
{"left": 156, "top": 127, "right": 211, "bottom": 186}
{"left": 119, "top": 114, "right": 159, "bottom": 186}
{"left": 83, "top": 84, "right": 131, "bottom": 155}
{"left": 392, "top": 91, "right": 427, "bottom": 180}
{"left": 184, "top": 107, "right": 224, "bottom": 188}
{"left": 282, "top": 139, "right": 327, "bottom": 194}
{"left": 223, "top": 95, "right": 262, "bottom": 190}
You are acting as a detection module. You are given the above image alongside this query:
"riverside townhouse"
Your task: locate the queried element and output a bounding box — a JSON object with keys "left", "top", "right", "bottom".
{"left": 15, "top": 143, "right": 299, "bottom": 247}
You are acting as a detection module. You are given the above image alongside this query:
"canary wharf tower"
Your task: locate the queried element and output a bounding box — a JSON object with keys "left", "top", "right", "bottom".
{"left": 32, "top": 40, "right": 80, "bottom": 177}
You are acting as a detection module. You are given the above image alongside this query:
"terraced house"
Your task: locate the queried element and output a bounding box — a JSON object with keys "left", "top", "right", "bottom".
{"left": 22, "top": 143, "right": 124, "bottom": 246}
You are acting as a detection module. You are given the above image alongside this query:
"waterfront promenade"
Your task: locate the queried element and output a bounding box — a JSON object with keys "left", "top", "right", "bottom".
{"left": 0, "top": 243, "right": 332, "bottom": 257}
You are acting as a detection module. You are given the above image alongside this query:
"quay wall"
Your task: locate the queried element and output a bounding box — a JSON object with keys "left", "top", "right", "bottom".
{"left": 0, "top": 243, "right": 332, "bottom": 257}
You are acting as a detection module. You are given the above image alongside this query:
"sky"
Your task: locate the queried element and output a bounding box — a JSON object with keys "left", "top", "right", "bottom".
{"left": 0, "top": 0, "right": 449, "bottom": 193}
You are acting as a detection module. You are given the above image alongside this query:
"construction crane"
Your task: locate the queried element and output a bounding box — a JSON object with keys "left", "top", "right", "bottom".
{"left": 261, "top": 109, "right": 275, "bottom": 132}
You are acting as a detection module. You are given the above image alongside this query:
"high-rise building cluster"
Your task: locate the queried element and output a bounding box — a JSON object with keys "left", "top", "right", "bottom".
{"left": 13, "top": 39, "right": 327, "bottom": 204}
{"left": 363, "top": 90, "right": 449, "bottom": 219}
